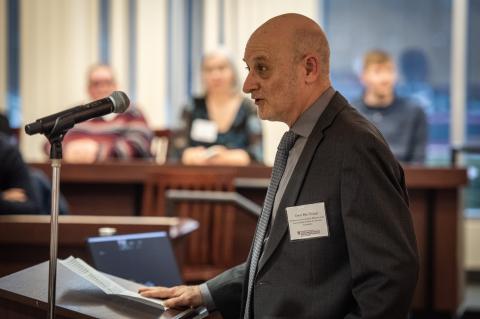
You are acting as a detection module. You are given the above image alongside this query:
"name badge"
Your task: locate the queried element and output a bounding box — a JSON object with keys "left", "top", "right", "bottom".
{"left": 286, "top": 202, "right": 329, "bottom": 241}
{"left": 190, "top": 119, "right": 218, "bottom": 143}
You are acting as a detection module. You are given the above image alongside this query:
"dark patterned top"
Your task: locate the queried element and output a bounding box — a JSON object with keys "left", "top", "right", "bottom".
{"left": 176, "top": 97, "right": 263, "bottom": 162}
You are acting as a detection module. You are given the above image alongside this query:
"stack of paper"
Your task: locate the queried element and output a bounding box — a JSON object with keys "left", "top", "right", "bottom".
{"left": 60, "top": 256, "right": 166, "bottom": 310}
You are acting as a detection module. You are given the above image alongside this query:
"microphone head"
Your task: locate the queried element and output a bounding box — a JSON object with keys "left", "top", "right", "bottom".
{"left": 110, "top": 91, "right": 130, "bottom": 113}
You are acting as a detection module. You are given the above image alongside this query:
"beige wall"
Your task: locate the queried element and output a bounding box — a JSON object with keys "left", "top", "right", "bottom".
{"left": 20, "top": 0, "right": 98, "bottom": 161}
{"left": 136, "top": 0, "right": 168, "bottom": 128}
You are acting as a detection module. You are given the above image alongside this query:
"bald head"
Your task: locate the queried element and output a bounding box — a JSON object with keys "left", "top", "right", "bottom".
{"left": 249, "top": 13, "right": 330, "bottom": 78}
{"left": 243, "top": 14, "right": 332, "bottom": 126}
{"left": 87, "top": 64, "right": 117, "bottom": 100}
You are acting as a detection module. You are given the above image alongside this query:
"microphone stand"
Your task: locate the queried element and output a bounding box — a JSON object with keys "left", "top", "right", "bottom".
{"left": 44, "top": 119, "right": 72, "bottom": 319}
{"left": 23, "top": 93, "right": 128, "bottom": 318}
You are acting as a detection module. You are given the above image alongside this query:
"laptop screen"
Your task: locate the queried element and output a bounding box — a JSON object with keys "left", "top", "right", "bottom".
{"left": 87, "top": 231, "right": 183, "bottom": 287}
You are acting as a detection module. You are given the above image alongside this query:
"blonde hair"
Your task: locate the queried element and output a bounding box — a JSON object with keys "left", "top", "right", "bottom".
{"left": 362, "top": 50, "right": 393, "bottom": 70}
{"left": 201, "top": 47, "right": 239, "bottom": 90}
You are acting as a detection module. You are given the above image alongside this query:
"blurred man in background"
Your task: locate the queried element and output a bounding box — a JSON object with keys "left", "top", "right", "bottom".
{"left": 62, "top": 64, "right": 153, "bottom": 163}
{"left": 355, "top": 50, "right": 427, "bottom": 164}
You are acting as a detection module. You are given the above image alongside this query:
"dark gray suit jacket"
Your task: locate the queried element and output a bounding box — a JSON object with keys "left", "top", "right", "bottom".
{"left": 207, "top": 92, "right": 419, "bottom": 319}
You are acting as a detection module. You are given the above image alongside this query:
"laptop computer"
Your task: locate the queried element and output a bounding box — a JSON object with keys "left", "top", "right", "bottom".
{"left": 87, "top": 231, "right": 183, "bottom": 287}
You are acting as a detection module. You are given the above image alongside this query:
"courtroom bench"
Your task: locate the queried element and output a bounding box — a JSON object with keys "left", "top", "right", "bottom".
{"left": 29, "top": 161, "right": 270, "bottom": 215}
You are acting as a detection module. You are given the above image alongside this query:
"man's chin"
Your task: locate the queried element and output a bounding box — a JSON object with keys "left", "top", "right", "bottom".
{"left": 256, "top": 106, "right": 269, "bottom": 121}
{"left": 375, "top": 89, "right": 393, "bottom": 98}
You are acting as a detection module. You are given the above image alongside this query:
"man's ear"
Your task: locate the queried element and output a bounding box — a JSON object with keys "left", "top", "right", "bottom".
{"left": 304, "top": 55, "right": 319, "bottom": 84}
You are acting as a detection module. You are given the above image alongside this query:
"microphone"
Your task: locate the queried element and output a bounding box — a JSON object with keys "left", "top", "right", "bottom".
{"left": 25, "top": 91, "right": 130, "bottom": 135}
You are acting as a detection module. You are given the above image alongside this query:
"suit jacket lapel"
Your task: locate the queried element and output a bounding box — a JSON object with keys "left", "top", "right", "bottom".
{"left": 257, "top": 93, "right": 348, "bottom": 274}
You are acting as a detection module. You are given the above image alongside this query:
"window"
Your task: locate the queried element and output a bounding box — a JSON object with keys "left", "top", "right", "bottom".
{"left": 464, "top": 0, "right": 480, "bottom": 217}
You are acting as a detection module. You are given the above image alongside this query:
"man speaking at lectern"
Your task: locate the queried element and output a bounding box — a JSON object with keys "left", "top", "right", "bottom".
{"left": 140, "top": 13, "right": 418, "bottom": 319}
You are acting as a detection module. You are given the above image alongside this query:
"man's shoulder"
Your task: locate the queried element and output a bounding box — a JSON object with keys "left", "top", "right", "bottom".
{"left": 329, "top": 96, "right": 372, "bottom": 129}
{"left": 395, "top": 97, "right": 427, "bottom": 115}
{"left": 325, "top": 101, "right": 391, "bottom": 153}
{"left": 350, "top": 98, "right": 367, "bottom": 112}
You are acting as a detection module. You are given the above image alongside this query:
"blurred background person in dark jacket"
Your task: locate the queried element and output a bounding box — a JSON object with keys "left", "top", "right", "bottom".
{"left": 354, "top": 50, "right": 428, "bottom": 164}
{"left": 0, "top": 131, "right": 40, "bottom": 215}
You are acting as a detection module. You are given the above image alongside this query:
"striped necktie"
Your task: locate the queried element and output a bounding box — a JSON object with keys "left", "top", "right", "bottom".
{"left": 243, "top": 130, "right": 297, "bottom": 319}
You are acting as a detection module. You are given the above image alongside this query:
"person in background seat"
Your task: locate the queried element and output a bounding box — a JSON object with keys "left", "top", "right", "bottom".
{"left": 0, "top": 132, "right": 40, "bottom": 215}
{"left": 1, "top": 113, "right": 69, "bottom": 214}
{"left": 176, "top": 48, "right": 263, "bottom": 166}
{"left": 61, "top": 64, "right": 153, "bottom": 163}
{"left": 354, "top": 50, "right": 428, "bottom": 164}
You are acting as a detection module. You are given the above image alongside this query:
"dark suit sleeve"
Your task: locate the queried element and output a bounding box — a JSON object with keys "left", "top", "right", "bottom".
{"left": 340, "top": 131, "right": 418, "bottom": 319}
{"left": 206, "top": 262, "right": 246, "bottom": 319}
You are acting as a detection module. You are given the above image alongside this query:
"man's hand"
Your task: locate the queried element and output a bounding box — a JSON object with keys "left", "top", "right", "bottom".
{"left": 138, "top": 285, "right": 203, "bottom": 309}
{"left": 64, "top": 139, "right": 100, "bottom": 163}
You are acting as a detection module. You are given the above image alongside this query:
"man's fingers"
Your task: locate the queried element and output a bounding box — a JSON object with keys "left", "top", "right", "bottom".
{"left": 138, "top": 286, "right": 167, "bottom": 293}
{"left": 139, "top": 286, "right": 176, "bottom": 298}
{"left": 139, "top": 285, "right": 202, "bottom": 309}
{"left": 163, "top": 295, "right": 189, "bottom": 308}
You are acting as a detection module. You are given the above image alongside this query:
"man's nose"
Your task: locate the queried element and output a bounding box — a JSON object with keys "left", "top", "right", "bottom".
{"left": 243, "top": 73, "right": 257, "bottom": 94}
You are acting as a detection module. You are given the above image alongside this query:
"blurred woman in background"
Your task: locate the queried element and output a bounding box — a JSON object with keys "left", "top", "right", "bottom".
{"left": 178, "top": 48, "right": 263, "bottom": 165}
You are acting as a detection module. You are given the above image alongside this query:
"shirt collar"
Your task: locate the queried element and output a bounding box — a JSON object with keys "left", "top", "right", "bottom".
{"left": 291, "top": 86, "right": 335, "bottom": 138}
